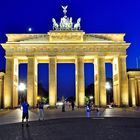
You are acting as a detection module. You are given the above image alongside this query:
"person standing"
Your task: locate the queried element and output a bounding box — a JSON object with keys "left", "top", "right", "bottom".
{"left": 21, "top": 100, "right": 29, "bottom": 127}
{"left": 96, "top": 107, "right": 100, "bottom": 117}
{"left": 61, "top": 96, "right": 65, "bottom": 112}
{"left": 62, "top": 101, "right": 65, "bottom": 112}
{"left": 38, "top": 101, "right": 44, "bottom": 120}
{"left": 71, "top": 100, "right": 75, "bottom": 111}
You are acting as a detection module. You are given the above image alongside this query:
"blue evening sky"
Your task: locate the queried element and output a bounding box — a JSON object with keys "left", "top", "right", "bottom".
{"left": 0, "top": 0, "right": 140, "bottom": 98}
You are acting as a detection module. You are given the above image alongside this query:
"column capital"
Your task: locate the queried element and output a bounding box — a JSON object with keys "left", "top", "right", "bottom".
{"left": 27, "top": 56, "right": 38, "bottom": 65}
{"left": 94, "top": 55, "right": 105, "bottom": 59}
{"left": 76, "top": 55, "right": 84, "bottom": 57}
{"left": 119, "top": 55, "right": 127, "bottom": 58}
{"left": 48, "top": 55, "right": 57, "bottom": 58}
{"left": 129, "top": 77, "right": 135, "bottom": 80}
{"left": 135, "top": 78, "right": 140, "bottom": 81}
{"left": 27, "top": 55, "right": 37, "bottom": 59}
{"left": 75, "top": 56, "right": 84, "bottom": 64}
{"left": 113, "top": 55, "right": 127, "bottom": 60}
{"left": 0, "top": 72, "right": 5, "bottom": 77}
{"left": 5, "top": 56, "right": 19, "bottom": 59}
{"left": 5, "top": 56, "right": 13, "bottom": 59}
{"left": 49, "top": 57, "right": 57, "bottom": 65}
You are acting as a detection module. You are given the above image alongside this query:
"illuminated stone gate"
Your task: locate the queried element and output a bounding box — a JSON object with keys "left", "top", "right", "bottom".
{"left": 1, "top": 31, "right": 130, "bottom": 108}
{"left": 0, "top": 6, "right": 131, "bottom": 108}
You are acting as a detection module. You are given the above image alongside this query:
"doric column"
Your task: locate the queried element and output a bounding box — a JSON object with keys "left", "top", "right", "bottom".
{"left": 49, "top": 56, "right": 57, "bottom": 106}
{"left": 135, "top": 79, "right": 140, "bottom": 106}
{"left": 0, "top": 77, "right": 2, "bottom": 108}
{"left": 0, "top": 73, "right": 4, "bottom": 108}
{"left": 13, "top": 58, "right": 19, "bottom": 108}
{"left": 128, "top": 78, "right": 136, "bottom": 106}
{"left": 94, "top": 56, "right": 106, "bottom": 106}
{"left": 113, "top": 56, "right": 128, "bottom": 106}
{"left": 75, "top": 56, "right": 85, "bottom": 106}
{"left": 113, "top": 57, "right": 120, "bottom": 106}
{"left": 4, "top": 57, "right": 19, "bottom": 108}
{"left": 119, "top": 56, "right": 129, "bottom": 106}
{"left": 135, "top": 79, "right": 139, "bottom": 106}
{"left": 27, "top": 57, "right": 38, "bottom": 107}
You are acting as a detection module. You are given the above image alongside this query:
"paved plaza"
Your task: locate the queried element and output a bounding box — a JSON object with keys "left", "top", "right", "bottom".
{"left": 0, "top": 108, "right": 140, "bottom": 140}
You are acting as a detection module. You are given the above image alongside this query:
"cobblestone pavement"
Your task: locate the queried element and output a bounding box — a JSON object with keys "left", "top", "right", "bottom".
{"left": 1, "top": 107, "right": 140, "bottom": 125}
{"left": 0, "top": 117, "right": 140, "bottom": 140}
{"left": 103, "top": 107, "right": 140, "bottom": 117}
{"left": 0, "top": 108, "right": 106, "bottom": 125}
{"left": 1, "top": 108, "right": 140, "bottom": 139}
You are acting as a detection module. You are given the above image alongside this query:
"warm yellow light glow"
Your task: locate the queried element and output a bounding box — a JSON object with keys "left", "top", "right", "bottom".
{"left": 37, "top": 96, "right": 41, "bottom": 100}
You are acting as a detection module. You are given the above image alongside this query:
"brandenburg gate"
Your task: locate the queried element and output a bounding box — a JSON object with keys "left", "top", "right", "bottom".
{"left": 0, "top": 6, "right": 132, "bottom": 108}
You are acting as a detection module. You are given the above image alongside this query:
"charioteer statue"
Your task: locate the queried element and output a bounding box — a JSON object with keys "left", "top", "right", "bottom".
{"left": 52, "top": 5, "right": 81, "bottom": 31}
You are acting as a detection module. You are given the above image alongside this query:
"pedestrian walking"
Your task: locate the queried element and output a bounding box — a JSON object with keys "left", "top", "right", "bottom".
{"left": 86, "top": 101, "right": 91, "bottom": 112}
{"left": 61, "top": 96, "right": 65, "bottom": 112}
{"left": 62, "top": 101, "right": 65, "bottom": 112}
{"left": 96, "top": 107, "right": 100, "bottom": 117}
{"left": 71, "top": 100, "right": 75, "bottom": 111}
{"left": 38, "top": 101, "right": 44, "bottom": 120}
{"left": 21, "top": 100, "right": 29, "bottom": 127}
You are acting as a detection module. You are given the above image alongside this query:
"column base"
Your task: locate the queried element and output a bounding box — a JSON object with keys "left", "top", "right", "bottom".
{"left": 49, "top": 106, "right": 57, "bottom": 109}
{"left": 77, "top": 105, "right": 85, "bottom": 108}
{"left": 120, "top": 105, "right": 129, "bottom": 108}
{"left": 94, "top": 104, "right": 107, "bottom": 108}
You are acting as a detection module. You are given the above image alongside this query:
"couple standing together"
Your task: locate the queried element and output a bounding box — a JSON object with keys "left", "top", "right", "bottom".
{"left": 21, "top": 100, "right": 44, "bottom": 127}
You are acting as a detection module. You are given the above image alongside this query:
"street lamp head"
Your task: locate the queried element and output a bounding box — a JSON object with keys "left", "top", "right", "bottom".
{"left": 28, "top": 27, "right": 32, "bottom": 32}
{"left": 89, "top": 96, "right": 93, "bottom": 100}
{"left": 18, "top": 83, "right": 26, "bottom": 91}
{"left": 106, "top": 82, "right": 111, "bottom": 90}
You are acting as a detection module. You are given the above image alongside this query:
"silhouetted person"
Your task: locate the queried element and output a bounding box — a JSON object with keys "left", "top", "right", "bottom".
{"left": 38, "top": 101, "right": 44, "bottom": 120}
{"left": 96, "top": 107, "right": 100, "bottom": 117}
{"left": 71, "top": 101, "right": 75, "bottom": 111}
{"left": 62, "top": 101, "right": 65, "bottom": 112}
{"left": 21, "top": 100, "right": 29, "bottom": 127}
{"left": 87, "top": 101, "right": 91, "bottom": 111}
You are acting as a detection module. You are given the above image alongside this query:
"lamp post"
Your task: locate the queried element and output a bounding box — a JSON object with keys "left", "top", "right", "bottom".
{"left": 106, "top": 82, "right": 111, "bottom": 104}
{"left": 18, "top": 83, "right": 26, "bottom": 104}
